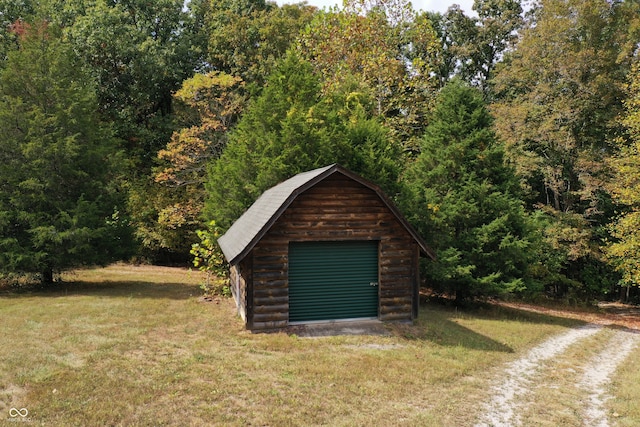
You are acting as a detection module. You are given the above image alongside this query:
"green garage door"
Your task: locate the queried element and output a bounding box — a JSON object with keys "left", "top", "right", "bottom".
{"left": 288, "top": 241, "right": 379, "bottom": 322}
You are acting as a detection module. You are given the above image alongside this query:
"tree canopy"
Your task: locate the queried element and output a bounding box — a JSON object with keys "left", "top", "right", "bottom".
{"left": 205, "top": 52, "right": 401, "bottom": 229}
{"left": 0, "top": 22, "right": 127, "bottom": 281}
{"left": 401, "top": 80, "right": 533, "bottom": 299}
{"left": 1, "top": 0, "right": 640, "bottom": 302}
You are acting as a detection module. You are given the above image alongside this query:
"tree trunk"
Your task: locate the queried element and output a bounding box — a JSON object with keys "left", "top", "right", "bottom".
{"left": 42, "top": 268, "right": 54, "bottom": 284}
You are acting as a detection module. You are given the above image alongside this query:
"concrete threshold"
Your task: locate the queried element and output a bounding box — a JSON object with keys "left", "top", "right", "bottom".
{"left": 287, "top": 319, "right": 391, "bottom": 337}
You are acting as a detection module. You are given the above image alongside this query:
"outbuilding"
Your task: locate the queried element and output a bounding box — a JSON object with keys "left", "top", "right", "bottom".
{"left": 218, "top": 164, "right": 435, "bottom": 330}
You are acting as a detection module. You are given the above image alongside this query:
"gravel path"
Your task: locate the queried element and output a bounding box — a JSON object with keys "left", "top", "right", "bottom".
{"left": 475, "top": 325, "right": 640, "bottom": 427}
{"left": 579, "top": 329, "right": 640, "bottom": 427}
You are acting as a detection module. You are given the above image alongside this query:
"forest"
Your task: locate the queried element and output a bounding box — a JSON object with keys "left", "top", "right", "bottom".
{"left": 0, "top": 0, "right": 639, "bottom": 303}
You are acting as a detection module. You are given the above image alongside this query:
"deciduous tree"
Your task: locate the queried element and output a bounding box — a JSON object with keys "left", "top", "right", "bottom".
{"left": 66, "top": 0, "right": 205, "bottom": 168}
{"left": 131, "top": 72, "right": 246, "bottom": 255}
{"left": 607, "top": 59, "right": 640, "bottom": 291}
{"left": 491, "top": 0, "right": 636, "bottom": 296}
{"left": 207, "top": 0, "right": 315, "bottom": 88}
{"left": 297, "top": 0, "right": 440, "bottom": 152}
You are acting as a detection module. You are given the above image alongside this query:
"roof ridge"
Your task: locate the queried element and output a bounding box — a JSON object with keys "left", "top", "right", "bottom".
{"left": 217, "top": 164, "right": 434, "bottom": 265}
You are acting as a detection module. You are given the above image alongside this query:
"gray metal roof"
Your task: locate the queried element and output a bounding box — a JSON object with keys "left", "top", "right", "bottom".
{"left": 217, "top": 164, "right": 434, "bottom": 265}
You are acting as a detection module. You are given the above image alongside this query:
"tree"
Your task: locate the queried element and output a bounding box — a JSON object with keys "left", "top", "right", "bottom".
{"left": 297, "top": 0, "right": 440, "bottom": 152}
{"left": 204, "top": 52, "right": 401, "bottom": 229}
{"left": 401, "top": 80, "right": 533, "bottom": 300}
{"left": 0, "top": 22, "right": 128, "bottom": 281}
{"left": 468, "top": 0, "right": 523, "bottom": 91}
{"left": 607, "top": 58, "right": 640, "bottom": 293}
{"left": 427, "top": 0, "right": 523, "bottom": 92}
{"left": 491, "top": 0, "right": 636, "bottom": 296}
{"left": 206, "top": 0, "right": 315, "bottom": 88}
{"left": 0, "top": 0, "right": 36, "bottom": 66}
{"left": 131, "top": 72, "right": 246, "bottom": 256}
{"left": 66, "top": 0, "right": 205, "bottom": 169}
{"left": 493, "top": 0, "right": 629, "bottom": 213}
{"left": 426, "top": 6, "right": 475, "bottom": 88}
{"left": 55, "top": 0, "right": 210, "bottom": 261}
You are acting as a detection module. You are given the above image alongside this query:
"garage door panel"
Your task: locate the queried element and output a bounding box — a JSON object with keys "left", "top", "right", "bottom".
{"left": 289, "top": 241, "right": 379, "bottom": 322}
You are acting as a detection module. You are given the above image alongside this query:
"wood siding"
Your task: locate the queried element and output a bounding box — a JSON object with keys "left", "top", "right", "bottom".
{"left": 242, "top": 174, "right": 419, "bottom": 330}
{"left": 229, "top": 264, "right": 247, "bottom": 321}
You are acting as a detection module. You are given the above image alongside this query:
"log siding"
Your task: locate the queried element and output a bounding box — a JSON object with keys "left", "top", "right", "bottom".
{"left": 247, "top": 174, "right": 419, "bottom": 329}
{"left": 219, "top": 165, "right": 433, "bottom": 331}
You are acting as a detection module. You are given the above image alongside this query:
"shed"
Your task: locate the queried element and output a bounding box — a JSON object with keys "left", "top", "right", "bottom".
{"left": 218, "top": 164, "right": 435, "bottom": 330}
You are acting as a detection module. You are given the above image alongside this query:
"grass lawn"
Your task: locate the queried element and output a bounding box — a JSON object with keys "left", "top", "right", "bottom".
{"left": 0, "top": 264, "right": 637, "bottom": 426}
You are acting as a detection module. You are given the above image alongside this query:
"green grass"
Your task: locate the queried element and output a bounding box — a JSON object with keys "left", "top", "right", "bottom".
{"left": 0, "top": 265, "right": 636, "bottom": 426}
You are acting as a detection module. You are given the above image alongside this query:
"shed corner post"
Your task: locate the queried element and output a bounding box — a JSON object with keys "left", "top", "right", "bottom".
{"left": 245, "top": 254, "right": 254, "bottom": 330}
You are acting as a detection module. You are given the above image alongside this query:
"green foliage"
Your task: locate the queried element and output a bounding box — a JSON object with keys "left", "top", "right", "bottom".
{"left": 427, "top": 0, "right": 523, "bottom": 92}
{"left": 0, "top": 22, "right": 130, "bottom": 281}
{"left": 492, "top": 0, "right": 630, "bottom": 213}
{"left": 190, "top": 221, "right": 230, "bottom": 296}
{"left": 66, "top": 0, "right": 204, "bottom": 168}
{"left": 401, "top": 80, "right": 534, "bottom": 299}
{"left": 607, "top": 60, "right": 640, "bottom": 288}
{"left": 490, "top": 0, "right": 638, "bottom": 298}
{"left": 206, "top": 0, "right": 315, "bottom": 88}
{"left": 0, "top": 0, "right": 36, "bottom": 66}
{"left": 298, "top": 0, "right": 441, "bottom": 152}
{"left": 0, "top": 0, "right": 637, "bottom": 302}
{"left": 127, "top": 72, "right": 247, "bottom": 258}
{"left": 205, "top": 52, "right": 402, "bottom": 229}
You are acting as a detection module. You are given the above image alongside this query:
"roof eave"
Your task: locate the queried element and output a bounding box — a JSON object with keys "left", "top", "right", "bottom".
{"left": 224, "top": 164, "right": 341, "bottom": 265}
{"left": 222, "top": 164, "right": 436, "bottom": 264}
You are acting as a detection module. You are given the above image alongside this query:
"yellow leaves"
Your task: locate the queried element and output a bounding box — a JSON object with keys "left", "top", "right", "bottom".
{"left": 190, "top": 221, "right": 229, "bottom": 293}
{"left": 607, "top": 211, "right": 640, "bottom": 286}
{"left": 604, "top": 61, "right": 640, "bottom": 287}
{"left": 155, "top": 127, "right": 208, "bottom": 185}
{"left": 175, "top": 72, "right": 244, "bottom": 107}
{"left": 539, "top": 207, "right": 592, "bottom": 262}
{"left": 155, "top": 71, "right": 245, "bottom": 187}
{"left": 157, "top": 202, "right": 201, "bottom": 230}
{"left": 608, "top": 153, "right": 640, "bottom": 206}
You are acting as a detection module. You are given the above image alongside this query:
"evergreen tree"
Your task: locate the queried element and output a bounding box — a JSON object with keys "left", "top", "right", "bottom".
{"left": 204, "top": 52, "right": 401, "bottom": 229}
{"left": 0, "top": 22, "right": 128, "bottom": 281}
{"left": 402, "top": 80, "right": 533, "bottom": 299}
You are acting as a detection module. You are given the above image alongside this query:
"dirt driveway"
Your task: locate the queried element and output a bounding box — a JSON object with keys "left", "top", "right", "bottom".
{"left": 475, "top": 302, "right": 640, "bottom": 427}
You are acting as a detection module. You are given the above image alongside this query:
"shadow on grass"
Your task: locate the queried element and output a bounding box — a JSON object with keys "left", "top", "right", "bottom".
{"left": 387, "top": 300, "right": 586, "bottom": 353}
{"left": 0, "top": 280, "right": 202, "bottom": 300}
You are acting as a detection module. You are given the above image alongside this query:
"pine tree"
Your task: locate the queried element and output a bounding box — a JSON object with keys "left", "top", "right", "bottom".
{"left": 204, "top": 53, "right": 401, "bottom": 229}
{"left": 402, "top": 80, "right": 532, "bottom": 299}
{"left": 0, "top": 22, "right": 128, "bottom": 282}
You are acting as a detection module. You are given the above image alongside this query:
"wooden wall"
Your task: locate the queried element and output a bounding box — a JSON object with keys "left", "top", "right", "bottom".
{"left": 240, "top": 173, "right": 420, "bottom": 330}
{"left": 229, "top": 264, "right": 248, "bottom": 322}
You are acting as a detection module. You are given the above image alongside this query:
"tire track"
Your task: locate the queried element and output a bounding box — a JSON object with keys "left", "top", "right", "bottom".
{"left": 579, "top": 328, "right": 640, "bottom": 427}
{"left": 475, "top": 324, "right": 603, "bottom": 427}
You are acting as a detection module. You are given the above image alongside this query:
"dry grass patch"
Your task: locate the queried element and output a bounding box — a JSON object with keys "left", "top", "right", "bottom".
{"left": 0, "top": 264, "right": 608, "bottom": 426}
{"left": 609, "top": 329, "right": 640, "bottom": 426}
{"left": 516, "top": 328, "right": 615, "bottom": 427}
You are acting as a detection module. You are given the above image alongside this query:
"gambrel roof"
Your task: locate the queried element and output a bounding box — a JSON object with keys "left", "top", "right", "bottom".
{"left": 217, "top": 164, "right": 435, "bottom": 265}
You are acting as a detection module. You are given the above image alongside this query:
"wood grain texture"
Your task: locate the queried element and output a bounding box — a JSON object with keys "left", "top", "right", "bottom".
{"left": 238, "top": 174, "right": 423, "bottom": 330}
